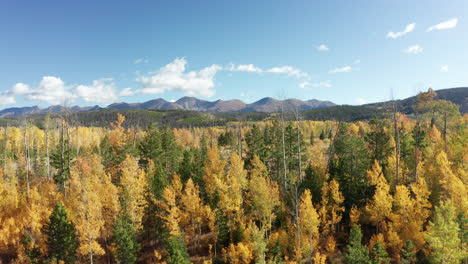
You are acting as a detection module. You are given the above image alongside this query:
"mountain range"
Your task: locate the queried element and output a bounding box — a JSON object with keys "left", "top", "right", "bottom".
{"left": 0, "top": 87, "right": 466, "bottom": 118}
{"left": 0, "top": 97, "right": 335, "bottom": 117}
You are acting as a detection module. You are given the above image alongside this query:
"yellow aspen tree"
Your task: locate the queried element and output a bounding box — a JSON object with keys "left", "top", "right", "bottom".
{"left": 120, "top": 154, "right": 148, "bottom": 230}
{"left": 313, "top": 251, "right": 327, "bottom": 264}
{"left": 349, "top": 205, "right": 361, "bottom": 228}
{"left": 159, "top": 173, "right": 183, "bottom": 236}
{"left": 319, "top": 179, "right": 344, "bottom": 236}
{"left": 388, "top": 180, "right": 431, "bottom": 252}
{"left": 203, "top": 145, "right": 226, "bottom": 203}
{"left": 109, "top": 113, "right": 127, "bottom": 147}
{"left": 67, "top": 155, "right": 118, "bottom": 262}
{"left": 318, "top": 179, "right": 344, "bottom": 254}
{"left": 0, "top": 165, "right": 21, "bottom": 256}
{"left": 180, "top": 178, "right": 215, "bottom": 249}
{"left": 246, "top": 155, "right": 280, "bottom": 231}
{"left": 366, "top": 161, "right": 393, "bottom": 233}
{"left": 436, "top": 152, "right": 468, "bottom": 213}
{"left": 299, "top": 189, "right": 320, "bottom": 258}
{"left": 223, "top": 242, "right": 254, "bottom": 264}
{"left": 219, "top": 153, "right": 247, "bottom": 230}
{"left": 0, "top": 173, "right": 60, "bottom": 261}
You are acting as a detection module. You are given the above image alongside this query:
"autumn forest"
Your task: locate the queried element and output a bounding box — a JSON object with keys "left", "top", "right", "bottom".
{"left": 0, "top": 89, "right": 467, "bottom": 264}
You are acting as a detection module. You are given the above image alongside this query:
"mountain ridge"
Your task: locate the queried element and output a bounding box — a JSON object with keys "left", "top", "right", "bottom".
{"left": 0, "top": 87, "right": 466, "bottom": 118}
{"left": 0, "top": 96, "right": 335, "bottom": 117}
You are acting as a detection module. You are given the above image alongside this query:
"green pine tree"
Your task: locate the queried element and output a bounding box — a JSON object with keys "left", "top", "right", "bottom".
{"left": 113, "top": 214, "right": 141, "bottom": 264}
{"left": 165, "top": 235, "right": 190, "bottom": 264}
{"left": 400, "top": 240, "right": 416, "bottom": 264}
{"left": 319, "top": 130, "right": 325, "bottom": 140}
{"left": 370, "top": 242, "right": 390, "bottom": 264}
{"left": 344, "top": 225, "right": 370, "bottom": 264}
{"left": 21, "top": 234, "right": 41, "bottom": 264}
{"left": 424, "top": 201, "right": 468, "bottom": 264}
{"left": 42, "top": 202, "right": 77, "bottom": 263}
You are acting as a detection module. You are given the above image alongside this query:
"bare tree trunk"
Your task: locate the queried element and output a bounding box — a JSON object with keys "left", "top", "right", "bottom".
{"left": 444, "top": 111, "right": 447, "bottom": 153}
{"left": 132, "top": 126, "right": 137, "bottom": 148}
{"left": 46, "top": 119, "right": 50, "bottom": 181}
{"left": 392, "top": 100, "right": 400, "bottom": 185}
{"left": 30, "top": 129, "right": 35, "bottom": 179}
{"left": 326, "top": 121, "right": 340, "bottom": 175}
{"left": 414, "top": 114, "right": 420, "bottom": 182}
{"left": 295, "top": 185, "right": 301, "bottom": 252}
{"left": 4, "top": 124, "right": 8, "bottom": 180}
{"left": 61, "top": 120, "right": 66, "bottom": 197}
{"left": 24, "top": 124, "right": 30, "bottom": 195}
{"left": 280, "top": 104, "right": 287, "bottom": 190}
{"left": 294, "top": 108, "right": 303, "bottom": 182}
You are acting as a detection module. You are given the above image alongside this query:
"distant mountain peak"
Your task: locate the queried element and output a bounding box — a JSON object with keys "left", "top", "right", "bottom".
{"left": 0, "top": 96, "right": 337, "bottom": 117}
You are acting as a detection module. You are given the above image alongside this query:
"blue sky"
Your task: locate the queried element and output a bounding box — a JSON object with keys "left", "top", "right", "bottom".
{"left": 1, "top": 0, "right": 467, "bottom": 108}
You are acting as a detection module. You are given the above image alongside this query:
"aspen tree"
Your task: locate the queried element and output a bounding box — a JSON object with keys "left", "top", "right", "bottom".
{"left": 299, "top": 189, "right": 320, "bottom": 259}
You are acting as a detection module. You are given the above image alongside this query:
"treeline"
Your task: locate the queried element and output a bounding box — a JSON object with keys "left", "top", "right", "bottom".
{"left": 0, "top": 89, "right": 467, "bottom": 263}
{"left": 0, "top": 109, "right": 271, "bottom": 129}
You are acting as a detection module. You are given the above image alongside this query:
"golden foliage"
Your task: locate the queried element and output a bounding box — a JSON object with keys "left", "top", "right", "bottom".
{"left": 120, "top": 155, "right": 148, "bottom": 230}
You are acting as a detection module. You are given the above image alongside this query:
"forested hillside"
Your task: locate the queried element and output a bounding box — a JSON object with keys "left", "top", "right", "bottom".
{"left": 0, "top": 89, "right": 467, "bottom": 264}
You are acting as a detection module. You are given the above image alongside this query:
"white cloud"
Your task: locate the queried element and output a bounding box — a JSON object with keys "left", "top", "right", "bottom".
{"left": 7, "top": 76, "right": 119, "bottom": 105}
{"left": 440, "top": 65, "right": 449, "bottom": 72}
{"left": 427, "top": 18, "right": 458, "bottom": 32}
{"left": 404, "top": 45, "right": 423, "bottom": 54}
{"left": 23, "top": 76, "right": 74, "bottom": 105}
{"left": 387, "top": 23, "right": 416, "bottom": 39}
{"left": 329, "top": 66, "right": 352, "bottom": 74}
{"left": 75, "top": 79, "right": 118, "bottom": 103}
{"left": 119, "top": 88, "right": 135, "bottom": 96}
{"left": 227, "top": 63, "right": 309, "bottom": 78}
{"left": 169, "top": 99, "right": 176, "bottom": 102}
{"left": 317, "top": 44, "right": 329, "bottom": 51}
{"left": 136, "top": 57, "right": 221, "bottom": 97}
{"left": 12, "top": 83, "right": 31, "bottom": 95}
{"left": 227, "top": 63, "right": 263, "bottom": 73}
{"left": 356, "top": 98, "right": 366, "bottom": 104}
{"left": 0, "top": 94, "right": 16, "bottom": 105}
{"left": 134, "top": 58, "right": 149, "bottom": 64}
{"left": 299, "top": 80, "right": 332, "bottom": 88}
{"left": 267, "top": 66, "right": 309, "bottom": 78}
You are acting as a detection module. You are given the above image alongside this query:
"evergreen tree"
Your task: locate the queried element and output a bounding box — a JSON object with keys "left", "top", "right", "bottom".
{"left": 245, "top": 124, "right": 265, "bottom": 166}
{"left": 161, "top": 127, "right": 181, "bottom": 176}
{"left": 400, "top": 240, "right": 416, "bottom": 264}
{"left": 113, "top": 214, "right": 140, "bottom": 264}
{"left": 179, "top": 149, "right": 194, "bottom": 183}
{"left": 165, "top": 235, "right": 190, "bottom": 264}
{"left": 319, "top": 130, "right": 325, "bottom": 140}
{"left": 457, "top": 212, "right": 468, "bottom": 246}
{"left": 365, "top": 118, "right": 393, "bottom": 172}
{"left": 138, "top": 126, "right": 162, "bottom": 168}
{"left": 42, "top": 202, "right": 77, "bottom": 263}
{"left": 50, "top": 137, "right": 77, "bottom": 192}
{"left": 344, "top": 225, "right": 370, "bottom": 264}
{"left": 329, "top": 123, "right": 372, "bottom": 210}
{"left": 310, "top": 130, "right": 315, "bottom": 145}
{"left": 21, "top": 234, "right": 41, "bottom": 264}
{"left": 425, "top": 201, "right": 467, "bottom": 264}
{"left": 301, "top": 165, "right": 325, "bottom": 204}
{"left": 218, "top": 129, "right": 235, "bottom": 147}
{"left": 370, "top": 242, "right": 390, "bottom": 264}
